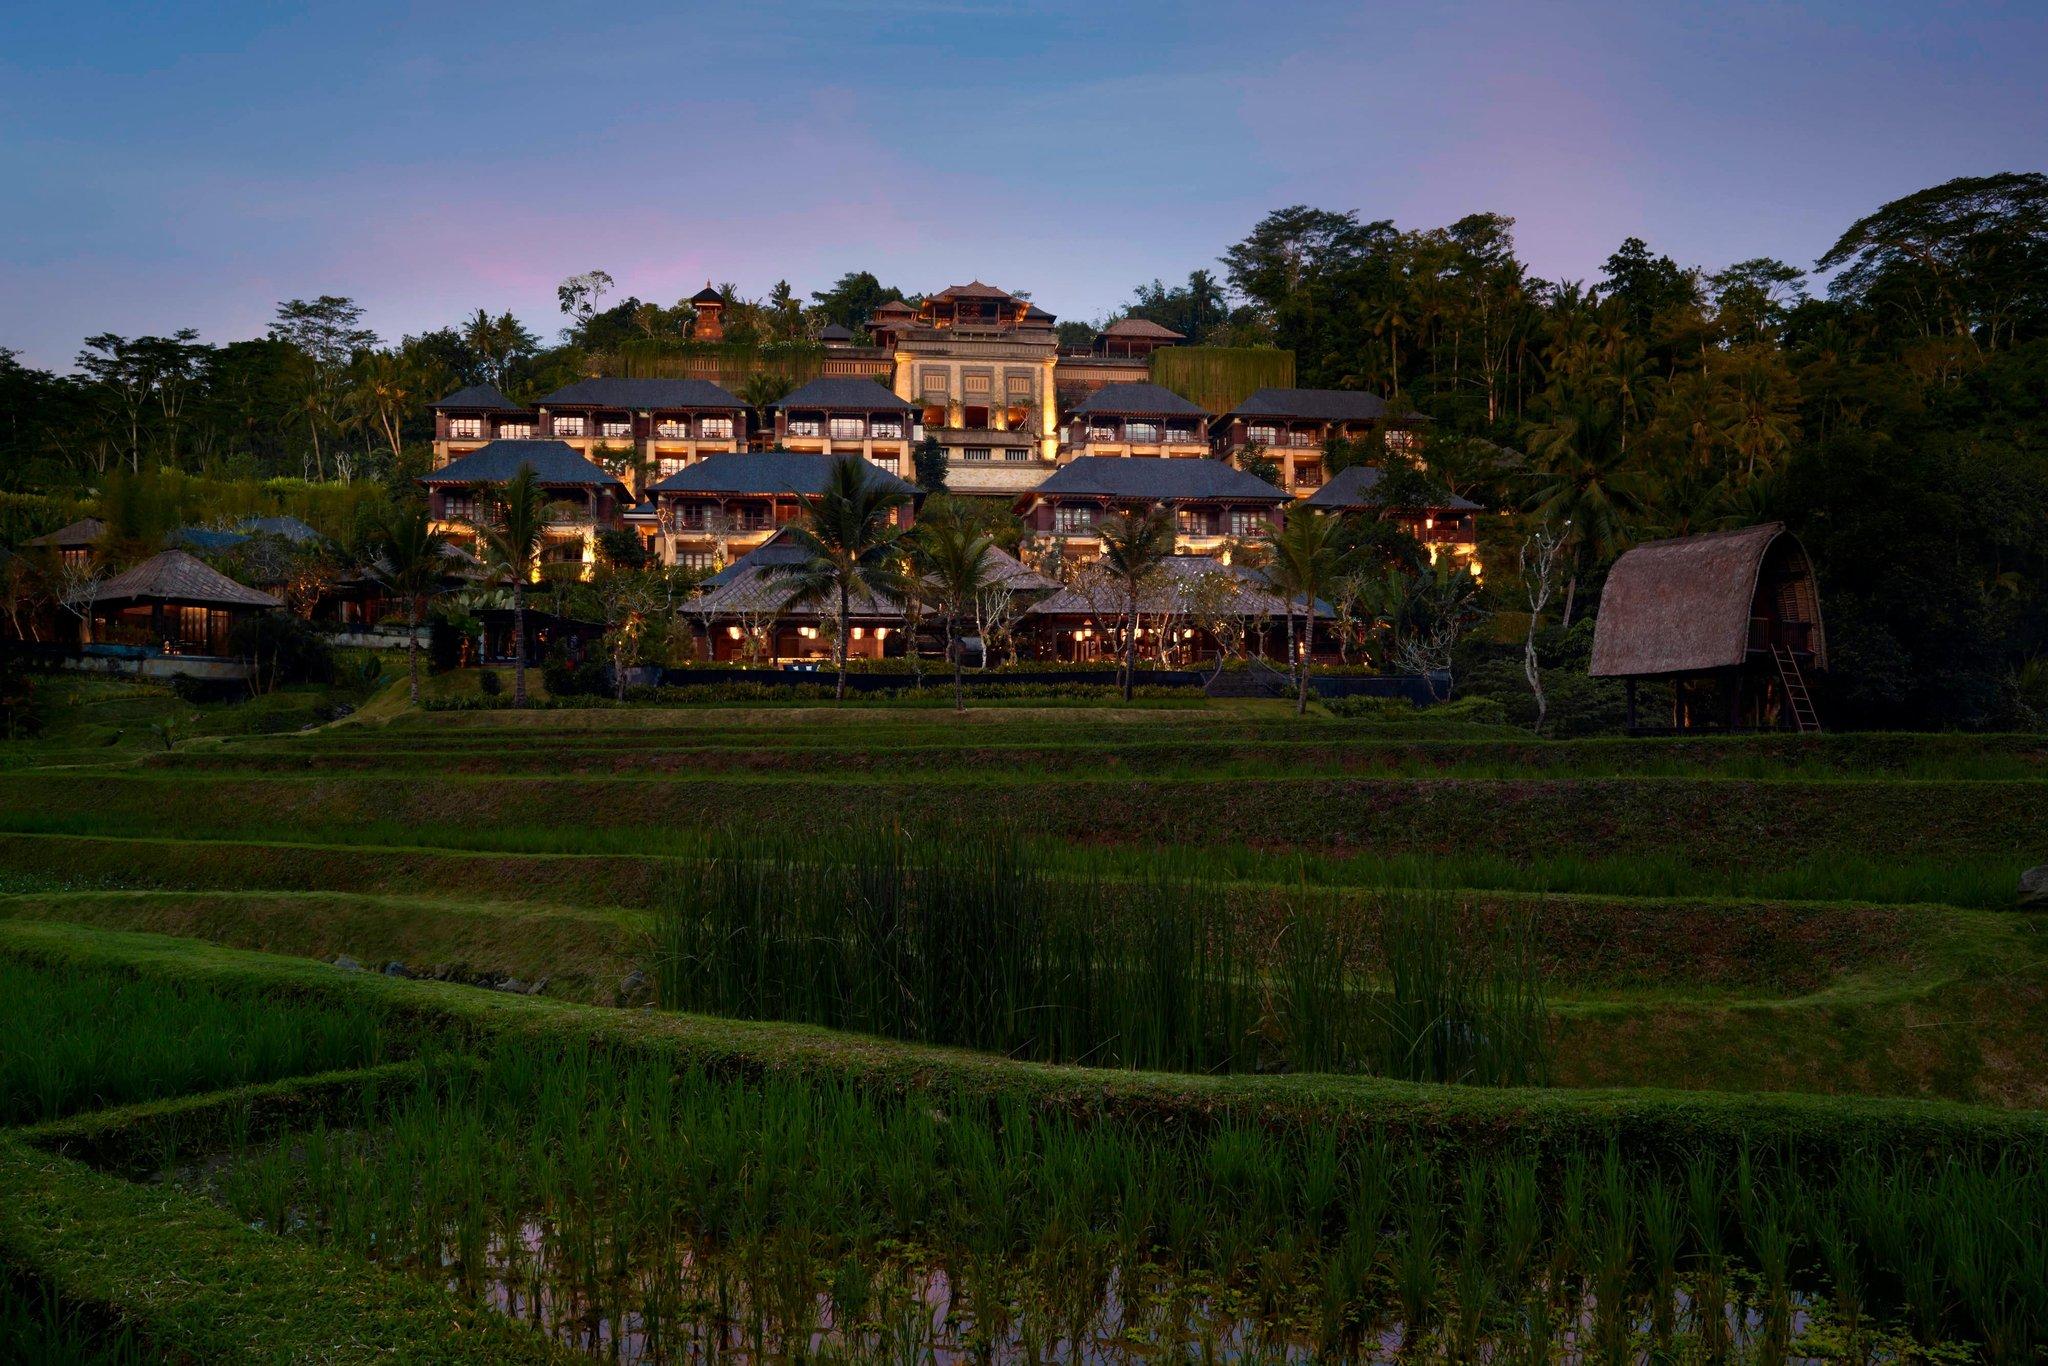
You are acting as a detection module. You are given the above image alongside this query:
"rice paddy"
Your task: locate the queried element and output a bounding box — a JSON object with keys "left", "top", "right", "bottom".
{"left": 2, "top": 687, "right": 2044, "bottom": 1359}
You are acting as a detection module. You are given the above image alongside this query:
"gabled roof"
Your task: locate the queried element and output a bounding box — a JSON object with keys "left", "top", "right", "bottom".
{"left": 649, "top": 450, "right": 920, "bottom": 497}
{"left": 1227, "top": 388, "right": 1393, "bottom": 422}
{"left": 433, "top": 384, "right": 525, "bottom": 413}
{"left": 771, "top": 377, "right": 915, "bottom": 412}
{"left": 1027, "top": 556, "right": 1325, "bottom": 619}
{"left": 1304, "top": 465, "right": 1480, "bottom": 512}
{"left": 91, "top": 549, "right": 280, "bottom": 610}
{"left": 872, "top": 299, "right": 917, "bottom": 317}
{"left": 934, "top": 280, "right": 1015, "bottom": 301}
{"left": 1023, "top": 304, "right": 1057, "bottom": 323}
{"left": 24, "top": 517, "right": 105, "bottom": 548}
{"left": 690, "top": 285, "right": 725, "bottom": 305}
{"left": 818, "top": 324, "right": 855, "bottom": 343}
{"left": 418, "top": 440, "right": 627, "bottom": 489}
{"left": 1589, "top": 523, "right": 1826, "bottom": 678}
{"left": 1069, "top": 383, "right": 1210, "bottom": 418}
{"left": 538, "top": 378, "right": 745, "bottom": 410}
{"left": 1099, "top": 317, "right": 1185, "bottom": 340}
{"left": 169, "top": 527, "right": 248, "bottom": 553}
{"left": 1029, "top": 456, "right": 1288, "bottom": 504}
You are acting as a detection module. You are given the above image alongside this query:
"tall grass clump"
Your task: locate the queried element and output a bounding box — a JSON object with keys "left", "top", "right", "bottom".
{"left": 0, "top": 957, "right": 391, "bottom": 1124}
{"left": 652, "top": 823, "right": 1548, "bottom": 1082}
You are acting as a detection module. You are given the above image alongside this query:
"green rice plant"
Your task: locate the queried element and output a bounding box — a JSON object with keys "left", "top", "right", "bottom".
{"left": 0, "top": 1273, "right": 153, "bottom": 1366}
{"left": 0, "top": 956, "right": 391, "bottom": 1124}
{"left": 1369, "top": 889, "right": 1550, "bottom": 1087}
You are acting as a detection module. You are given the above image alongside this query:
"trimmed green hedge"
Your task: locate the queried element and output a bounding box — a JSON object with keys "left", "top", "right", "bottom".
{"left": 8, "top": 921, "right": 2046, "bottom": 1167}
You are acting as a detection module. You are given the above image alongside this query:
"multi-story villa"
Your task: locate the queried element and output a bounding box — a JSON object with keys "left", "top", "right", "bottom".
{"left": 867, "top": 281, "right": 1061, "bottom": 495}
{"left": 1303, "top": 466, "right": 1484, "bottom": 575}
{"left": 767, "top": 378, "right": 918, "bottom": 476}
{"left": 430, "top": 385, "right": 533, "bottom": 466}
{"left": 1213, "top": 388, "right": 1428, "bottom": 495}
{"left": 419, "top": 440, "right": 630, "bottom": 575}
{"left": 1015, "top": 457, "right": 1290, "bottom": 559}
{"left": 1064, "top": 383, "right": 1211, "bottom": 461}
{"left": 533, "top": 378, "right": 748, "bottom": 489}
{"left": 642, "top": 450, "right": 921, "bottom": 572}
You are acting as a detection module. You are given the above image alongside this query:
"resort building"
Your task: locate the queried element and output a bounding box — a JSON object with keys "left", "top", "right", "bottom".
{"left": 767, "top": 378, "right": 918, "bottom": 476}
{"left": 82, "top": 548, "right": 280, "bottom": 678}
{"left": 430, "top": 385, "right": 530, "bottom": 467}
{"left": 1213, "top": 388, "right": 1429, "bottom": 495}
{"left": 871, "top": 281, "right": 1061, "bottom": 495}
{"left": 1015, "top": 456, "right": 1290, "bottom": 559}
{"left": 1590, "top": 522, "right": 1826, "bottom": 733}
{"left": 1064, "top": 383, "right": 1211, "bottom": 461}
{"left": 1303, "top": 466, "right": 1484, "bottom": 573}
{"left": 643, "top": 450, "right": 920, "bottom": 573}
{"left": 531, "top": 378, "right": 748, "bottom": 491}
{"left": 1023, "top": 556, "right": 1324, "bottom": 665}
{"left": 418, "top": 440, "right": 630, "bottom": 576}
{"left": 22, "top": 517, "right": 107, "bottom": 568}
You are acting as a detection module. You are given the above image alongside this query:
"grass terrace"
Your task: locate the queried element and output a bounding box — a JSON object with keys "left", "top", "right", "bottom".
{"left": 2, "top": 680, "right": 2045, "bottom": 1359}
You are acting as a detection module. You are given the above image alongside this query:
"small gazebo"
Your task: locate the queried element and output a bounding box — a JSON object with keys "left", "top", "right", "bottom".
{"left": 84, "top": 549, "right": 280, "bottom": 657}
{"left": 1589, "top": 523, "right": 1826, "bottom": 732}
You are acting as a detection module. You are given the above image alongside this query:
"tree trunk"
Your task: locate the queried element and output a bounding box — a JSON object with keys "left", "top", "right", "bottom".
{"left": 512, "top": 581, "right": 528, "bottom": 707}
{"left": 950, "top": 615, "right": 964, "bottom": 714}
{"left": 407, "top": 597, "right": 422, "bottom": 706}
{"left": 1561, "top": 574, "right": 1578, "bottom": 630}
{"left": 835, "top": 580, "right": 849, "bottom": 702}
{"left": 1297, "top": 593, "right": 1312, "bottom": 716}
{"left": 1122, "top": 588, "right": 1137, "bottom": 703}
{"left": 1523, "top": 613, "right": 1547, "bottom": 735}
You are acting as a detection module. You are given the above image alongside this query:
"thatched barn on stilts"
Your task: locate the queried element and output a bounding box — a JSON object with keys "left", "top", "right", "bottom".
{"left": 1589, "top": 522, "right": 1827, "bottom": 733}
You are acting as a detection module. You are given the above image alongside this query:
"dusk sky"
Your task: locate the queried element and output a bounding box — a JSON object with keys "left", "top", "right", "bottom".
{"left": 3, "top": 1, "right": 2043, "bottom": 372}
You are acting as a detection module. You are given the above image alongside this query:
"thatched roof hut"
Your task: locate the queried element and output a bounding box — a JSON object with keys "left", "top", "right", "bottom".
{"left": 1590, "top": 523, "right": 1825, "bottom": 731}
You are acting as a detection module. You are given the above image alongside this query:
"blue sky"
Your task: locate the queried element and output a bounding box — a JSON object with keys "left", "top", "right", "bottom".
{"left": 2, "top": 1, "right": 2043, "bottom": 370}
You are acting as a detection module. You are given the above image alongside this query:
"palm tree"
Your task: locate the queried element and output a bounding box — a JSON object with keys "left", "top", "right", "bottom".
{"left": 1524, "top": 386, "right": 1648, "bottom": 626}
{"left": 764, "top": 456, "right": 909, "bottom": 701}
{"left": 472, "top": 466, "right": 553, "bottom": 706}
{"left": 1262, "top": 506, "right": 1348, "bottom": 714}
{"left": 374, "top": 501, "right": 450, "bottom": 707}
{"left": 914, "top": 520, "right": 999, "bottom": 713}
{"left": 1094, "top": 507, "right": 1176, "bottom": 702}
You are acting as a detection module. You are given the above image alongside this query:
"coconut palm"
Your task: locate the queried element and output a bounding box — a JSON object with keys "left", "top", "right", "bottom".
{"left": 913, "top": 519, "right": 999, "bottom": 712}
{"left": 763, "top": 456, "right": 909, "bottom": 701}
{"left": 1094, "top": 507, "right": 1177, "bottom": 702}
{"left": 373, "top": 501, "right": 450, "bottom": 707}
{"left": 1262, "top": 506, "right": 1348, "bottom": 714}
{"left": 472, "top": 466, "right": 554, "bottom": 707}
{"left": 1524, "top": 386, "right": 1649, "bottom": 625}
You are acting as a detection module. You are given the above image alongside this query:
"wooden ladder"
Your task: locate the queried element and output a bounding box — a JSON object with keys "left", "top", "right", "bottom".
{"left": 1771, "top": 644, "right": 1821, "bottom": 733}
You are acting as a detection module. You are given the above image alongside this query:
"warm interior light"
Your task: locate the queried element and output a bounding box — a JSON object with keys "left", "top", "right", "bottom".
{"left": 726, "top": 626, "right": 741, "bottom": 640}
{"left": 851, "top": 627, "right": 865, "bottom": 640}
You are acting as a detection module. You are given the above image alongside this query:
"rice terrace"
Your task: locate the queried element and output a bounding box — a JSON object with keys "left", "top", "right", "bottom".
{"left": 0, "top": 676, "right": 2044, "bottom": 1362}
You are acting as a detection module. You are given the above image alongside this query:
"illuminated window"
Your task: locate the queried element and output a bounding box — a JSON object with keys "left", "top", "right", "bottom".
{"left": 447, "top": 417, "right": 482, "bottom": 439}
{"left": 1126, "top": 422, "right": 1159, "bottom": 444}
{"left": 655, "top": 421, "right": 688, "bottom": 439}
{"left": 787, "top": 418, "right": 822, "bottom": 438}
{"left": 700, "top": 416, "right": 733, "bottom": 439}
{"left": 553, "top": 416, "right": 585, "bottom": 437}
{"left": 440, "top": 493, "right": 479, "bottom": 523}
{"left": 1295, "top": 462, "right": 1324, "bottom": 488}
{"left": 829, "top": 417, "right": 865, "bottom": 440}
{"left": 1054, "top": 504, "right": 1097, "bottom": 533}
{"left": 600, "top": 421, "right": 632, "bottom": 439}
{"left": 871, "top": 419, "right": 903, "bottom": 439}
{"left": 499, "top": 422, "right": 534, "bottom": 439}
{"left": 1246, "top": 424, "right": 1277, "bottom": 445}
{"left": 1087, "top": 424, "right": 1119, "bottom": 444}
{"left": 1164, "top": 424, "right": 1197, "bottom": 443}
{"left": 1229, "top": 509, "right": 1266, "bottom": 537}
{"left": 1177, "top": 509, "right": 1214, "bottom": 536}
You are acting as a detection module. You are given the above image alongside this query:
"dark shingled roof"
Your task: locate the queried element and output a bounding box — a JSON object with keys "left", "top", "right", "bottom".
{"left": 1027, "top": 557, "right": 1326, "bottom": 620}
{"left": 935, "top": 280, "right": 1015, "bottom": 301}
{"left": 169, "top": 527, "right": 248, "bottom": 553}
{"left": 1590, "top": 523, "right": 1827, "bottom": 678}
{"left": 817, "top": 323, "right": 855, "bottom": 343}
{"left": 25, "top": 517, "right": 106, "bottom": 548}
{"left": 1069, "top": 383, "right": 1210, "bottom": 418}
{"left": 1228, "top": 388, "right": 1392, "bottom": 422}
{"left": 872, "top": 299, "right": 916, "bottom": 316}
{"left": 539, "top": 378, "right": 744, "bottom": 410}
{"left": 690, "top": 285, "right": 724, "bottom": 305}
{"left": 433, "top": 384, "right": 525, "bottom": 412}
{"left": 1304, "top": 465, "right": 1480, "bottom": 512}
{"left": 419, "top": 440, "right": 627, "bottom": 489}
{"left": 1030, "top": 457, "right": 1288, "bottom": 504}
{"left": 770, "top": 377, "right": 915, "bottom": 412}
{"left": 1099, "top": 317, "right": 1185, "bottom": 340}
{"left": 649, "top": 450, "right": 920, "bottom": 497}
{"left": 1023, "top": 303, "right": 1056, "bottom": 323}
{"left": 237, "top": 515, "right": 324, "bottom": 543}
{"left": 92, "top": 549, "right": 280, "bottom": 610}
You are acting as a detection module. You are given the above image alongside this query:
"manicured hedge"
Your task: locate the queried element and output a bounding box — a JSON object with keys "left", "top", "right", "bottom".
{"left": 8, "top": 921, "right": 2046, "bottom": 1168}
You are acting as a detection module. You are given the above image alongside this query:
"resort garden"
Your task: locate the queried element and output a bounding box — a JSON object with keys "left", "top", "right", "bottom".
{"left": 2, "top": 673, "right": 2046, "bottom": 1362}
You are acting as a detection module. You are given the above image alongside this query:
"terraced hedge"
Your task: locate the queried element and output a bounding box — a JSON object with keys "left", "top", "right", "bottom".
{"left": 2, "top": 772, "right": 2042, "bottom": 869}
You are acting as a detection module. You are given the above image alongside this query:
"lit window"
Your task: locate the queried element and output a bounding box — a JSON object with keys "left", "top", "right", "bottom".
{"left": 1246, "top": 424, "right": 1277, "bottom": 445}
{"left": 871, "top": 419, "right": 903, "bottom": 439}
{"left": 1126, "top": 422, "right": 1159, "bottom": 444}
{"left": 787, "top": 419, "right": 822, "bottom": 438}
{"left": 1164, "top": 424, "right": 1196, "bottom": 444}
{"left": 655, "top": 421, "right": 688, "bottom": 439}
{"left": 499, "top": 422, "right": 534, "bottom": 439}
{"left": 1054, "top": 505, "right": 1097, "bottom": 533}
{"left": 1229, "top": 509, "right": 1266, "bottom": 537}
{"left": 447, "top": 417, "right": 482, "bottom": 439}
{"left": 829, "top": 416, "right": 865, "bottom": 440}
{"left": 601, "top": 421, "right": 632, "bottom": 439}
{"left": 1177, "top": 509, "right": 1214, "bottom": 536}
{"left": 440, "top": 493, "right": 479, "bottom": 523}
{"left": 700, "top": 416, "right": 734, "bottom": 439}
{"left": 553, "top": 416, "right": 585, "bottom": 437}
{"left": 1087, "top": 425, "right": 1119, "bottom": 444}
